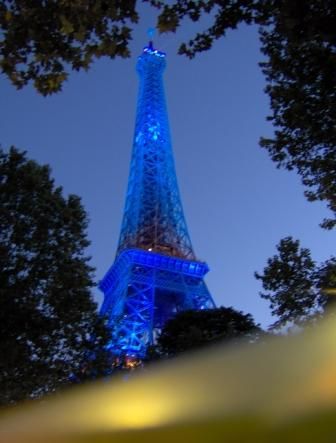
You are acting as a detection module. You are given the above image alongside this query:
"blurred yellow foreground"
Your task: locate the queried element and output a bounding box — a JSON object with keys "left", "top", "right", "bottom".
{"left": 1, "top": 315, "right": 336, "bottom": 443}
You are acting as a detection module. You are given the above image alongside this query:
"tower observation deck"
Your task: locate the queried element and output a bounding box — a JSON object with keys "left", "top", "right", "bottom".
{"left": 99, "top": 42, "right": 216, "bottom": 358}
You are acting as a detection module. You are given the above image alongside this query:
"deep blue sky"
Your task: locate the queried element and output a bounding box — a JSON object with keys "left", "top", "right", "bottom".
{"left": 1, "top": 6, "right": 334, "bottom": 327}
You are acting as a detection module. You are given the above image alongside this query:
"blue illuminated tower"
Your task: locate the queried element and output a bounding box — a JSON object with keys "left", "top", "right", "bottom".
{"left": 100, "top": 42, "right": 216, "bottom": 358}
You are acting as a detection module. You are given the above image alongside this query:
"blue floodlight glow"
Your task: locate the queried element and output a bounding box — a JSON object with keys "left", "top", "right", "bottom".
{"left": 99, "top": 43, "right": 215, "bottom": 358}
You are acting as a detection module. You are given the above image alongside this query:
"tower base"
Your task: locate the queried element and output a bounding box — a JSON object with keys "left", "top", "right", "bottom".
{"left": 99, "top": 249, "right": 215, "bottom": 358}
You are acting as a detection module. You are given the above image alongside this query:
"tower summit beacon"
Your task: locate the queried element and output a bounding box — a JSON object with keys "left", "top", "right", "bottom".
{"left": 99, "top": 41, "right": 216, "bottom": 359}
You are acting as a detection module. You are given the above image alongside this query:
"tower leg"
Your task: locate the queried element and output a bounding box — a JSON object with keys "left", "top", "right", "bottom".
{"left": 100, "top": 249, "right": 216, "bottom": 359}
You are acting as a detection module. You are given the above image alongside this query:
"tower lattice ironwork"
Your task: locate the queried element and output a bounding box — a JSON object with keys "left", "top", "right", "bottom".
{"left": 100, "top": 42, "right": 216, "bottom": 358}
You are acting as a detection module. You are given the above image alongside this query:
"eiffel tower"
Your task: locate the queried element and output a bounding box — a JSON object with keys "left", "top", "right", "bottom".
{"left": 100, "top": 40, "right": 216, "bottom": 359}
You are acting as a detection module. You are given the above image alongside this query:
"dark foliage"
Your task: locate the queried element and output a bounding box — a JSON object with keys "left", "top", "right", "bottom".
{"left": 0, "top": 147, "right": 111, "bottom": 405}
{"left": 259, "top": 1, "right": 336, "bottom": 230}
{"left": 149, "top": 0, "right": 268, "bottom": 55}
{"left": 255, "top": 236, "right": 336, "bottom": 329}
{"left": 157, "top": 307, "right": 262, "bottom": 357}
{"left": 314, "top": 256, "right": 336, "bottom": 310}
{"left": 0, "top": 0, "right": 137, "bottom": 94}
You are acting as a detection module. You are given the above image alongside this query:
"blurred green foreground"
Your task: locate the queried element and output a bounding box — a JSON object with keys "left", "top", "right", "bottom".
{"left": 1, "top": 315, "right": 336, "bottom": 443}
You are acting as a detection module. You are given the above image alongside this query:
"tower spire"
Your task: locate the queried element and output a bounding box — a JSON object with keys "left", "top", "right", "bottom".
{"left": 147, "top": 27, "right": 155, "bottom": 50}
{"left": 100, "top": 42, "right": 215, "bottom": 359}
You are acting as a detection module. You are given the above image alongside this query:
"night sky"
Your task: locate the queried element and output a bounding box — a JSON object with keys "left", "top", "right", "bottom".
{"left": 1, "top": 5, "right": 334, "bottom": 327}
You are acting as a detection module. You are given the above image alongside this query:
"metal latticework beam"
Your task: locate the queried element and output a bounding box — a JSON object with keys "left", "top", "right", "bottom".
{"left": 100, "top": 249, "right": 215, "bottom": 357}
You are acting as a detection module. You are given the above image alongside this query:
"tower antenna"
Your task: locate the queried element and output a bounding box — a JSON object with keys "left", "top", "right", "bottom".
{"left": 147, "top": 27, "right": 155, "bottom": 49}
